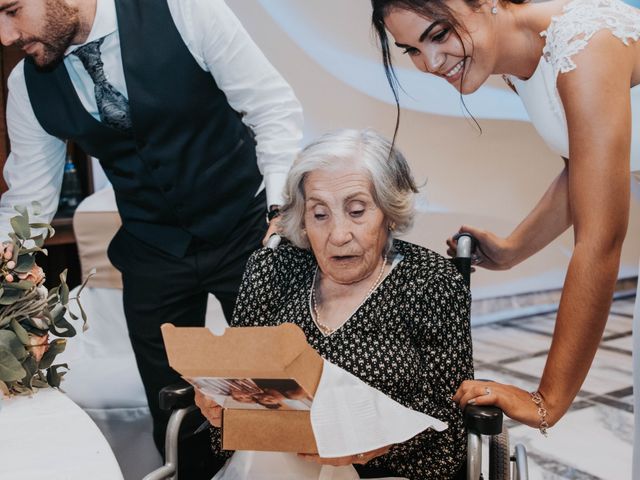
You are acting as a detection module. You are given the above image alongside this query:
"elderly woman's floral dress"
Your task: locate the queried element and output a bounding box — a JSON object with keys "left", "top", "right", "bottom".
{"left": 209, "top": 239, "right": 473, "bottom": 479}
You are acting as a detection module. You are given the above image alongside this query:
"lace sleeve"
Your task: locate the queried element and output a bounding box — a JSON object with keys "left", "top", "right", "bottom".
{"left": 541, "top": 0, "right": 640, "bottom": 77}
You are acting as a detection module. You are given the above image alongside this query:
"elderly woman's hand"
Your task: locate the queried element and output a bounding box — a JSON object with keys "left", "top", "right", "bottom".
{"left": 194, "top": 387, "right": 223, "bottom": 428}
{"left": 453, "top": 380, "right": 550, "bottom": 429}
{"left": 298, "top": 445, "right": 392, "bottom": 467}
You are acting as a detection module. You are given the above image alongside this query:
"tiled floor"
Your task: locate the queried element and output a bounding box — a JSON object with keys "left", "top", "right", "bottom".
{"left": 472, "top": 295, "right": 636, "bottom": 479}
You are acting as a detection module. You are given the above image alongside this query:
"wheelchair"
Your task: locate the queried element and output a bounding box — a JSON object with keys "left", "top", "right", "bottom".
{"left": 143, "top": 234, "right": 530, "bottom": 480}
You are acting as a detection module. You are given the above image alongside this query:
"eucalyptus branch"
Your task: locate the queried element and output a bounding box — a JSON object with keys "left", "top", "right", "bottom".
{"left": 0, "top": 204, "right": 90, "bottom": 395}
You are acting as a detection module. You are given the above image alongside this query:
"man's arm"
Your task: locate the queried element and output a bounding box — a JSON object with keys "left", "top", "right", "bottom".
{"left": 1, "top": 61, "right": 67, "bottom": 239}
{"left": 175, "top": 0, "right": 303, "bottom": 209}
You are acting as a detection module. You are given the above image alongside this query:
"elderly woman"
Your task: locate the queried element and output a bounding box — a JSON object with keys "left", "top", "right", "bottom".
{"left": 196, "top": 129, "right": 473, "bottom": 479}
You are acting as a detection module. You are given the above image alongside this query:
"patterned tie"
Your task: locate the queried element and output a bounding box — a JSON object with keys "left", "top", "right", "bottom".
{"left": 73, "top": 38, "right": 132, "bottom": 133}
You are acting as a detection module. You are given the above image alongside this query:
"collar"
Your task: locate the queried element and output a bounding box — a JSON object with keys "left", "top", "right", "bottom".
{"left": 66, "top": 0, "right": 117, "bottom": 55}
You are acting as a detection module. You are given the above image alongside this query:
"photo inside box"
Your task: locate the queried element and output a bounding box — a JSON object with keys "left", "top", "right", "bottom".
{"left": 188, "top": 377, "right": 313, "bottom": 411}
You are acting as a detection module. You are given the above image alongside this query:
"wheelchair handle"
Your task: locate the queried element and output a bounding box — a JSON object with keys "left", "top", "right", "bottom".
{"left": 455, "top": 233, "right": 475, "bottom": 259}
{"left": 464, "top": 404, "right": 503, "bottom": 435}
{"left": 159, "top": 382, "right": 195, "bottom": 411}
{"left": 265, "top": 233, "right": 282, "bottom": 249}
{"left": 451, "top": 233, "right": 476, "bottom": 287}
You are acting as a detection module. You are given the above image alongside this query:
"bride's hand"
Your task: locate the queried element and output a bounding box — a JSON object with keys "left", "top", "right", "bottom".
{"left": 446, "top": 225, "right": 518, "bottom": 271}
{"left": 453, "top": 380, "right": 550, "bottom": 429}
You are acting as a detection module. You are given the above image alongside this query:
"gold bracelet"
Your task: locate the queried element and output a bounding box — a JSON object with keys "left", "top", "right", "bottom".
{"left": 530, "top": 391, "right": 550, "bottom": 436}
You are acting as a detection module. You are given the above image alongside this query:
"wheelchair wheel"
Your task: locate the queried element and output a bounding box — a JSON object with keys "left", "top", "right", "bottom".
{"left": 489, "top": 424, "right": 511, "bottom": 480}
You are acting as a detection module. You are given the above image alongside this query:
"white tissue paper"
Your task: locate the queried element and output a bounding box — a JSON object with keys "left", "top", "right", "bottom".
{"left": 311, "top": 359, "right": 447, "bottom": 458}
{"left": 212, "top": 359, "right": 445, "bottom": 479}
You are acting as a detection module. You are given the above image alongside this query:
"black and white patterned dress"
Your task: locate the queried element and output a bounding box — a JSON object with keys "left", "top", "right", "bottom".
{"left": 210, "top": 239, "right": 473, "bottom": 479}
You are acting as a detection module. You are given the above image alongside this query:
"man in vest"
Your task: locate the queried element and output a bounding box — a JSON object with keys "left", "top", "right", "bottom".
{"left": 0, "top": 0, "right": 302, "bottom": 477}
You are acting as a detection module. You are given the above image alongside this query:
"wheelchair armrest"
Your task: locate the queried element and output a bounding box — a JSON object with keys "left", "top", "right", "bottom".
{"left": 159, "top": 381, "right": 195, "bottom": 411}
{"left": 464, "top": 404, "right": 503, "bottom": 436}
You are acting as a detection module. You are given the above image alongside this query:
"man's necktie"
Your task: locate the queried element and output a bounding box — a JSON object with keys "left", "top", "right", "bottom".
{"left": 73, "top": 38, "right": 132, "bottom": 133}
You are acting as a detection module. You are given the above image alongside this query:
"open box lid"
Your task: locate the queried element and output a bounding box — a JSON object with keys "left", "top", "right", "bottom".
{"left": 161, "top": 323, "right": 324, "bottom": 398}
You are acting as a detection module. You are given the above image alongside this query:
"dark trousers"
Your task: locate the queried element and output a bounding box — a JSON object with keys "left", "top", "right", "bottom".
{"left": 108, "top": 192, "right": 267, "bottom": 479}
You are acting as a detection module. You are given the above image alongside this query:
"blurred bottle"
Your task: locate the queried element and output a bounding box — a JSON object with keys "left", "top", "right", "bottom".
{"left": 59, "top": 155, "right": 83, "bottom": 214}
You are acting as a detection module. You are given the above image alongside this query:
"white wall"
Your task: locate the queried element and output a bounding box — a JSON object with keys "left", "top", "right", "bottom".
{"left": 228, "top": 0, "right": 640, "bottom": 300}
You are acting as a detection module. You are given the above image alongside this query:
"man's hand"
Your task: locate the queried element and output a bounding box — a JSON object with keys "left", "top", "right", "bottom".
{"left": 262, "top": 217, "right": 281, "bottom": 246}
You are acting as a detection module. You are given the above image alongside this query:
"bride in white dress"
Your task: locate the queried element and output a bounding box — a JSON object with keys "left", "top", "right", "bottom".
{"left": 372, "top": 0, "right": 640, "bottom": 473}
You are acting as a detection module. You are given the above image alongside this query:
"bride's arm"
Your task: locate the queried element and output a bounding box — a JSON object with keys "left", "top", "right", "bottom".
{"left": 454, "top": 29, "right": 633, "bottom": 427}
{"left": 448, "top": 163, "right": 572, "bottom": 270}
{"left": 539, "top": 29, "right": 632, "bottom": 422}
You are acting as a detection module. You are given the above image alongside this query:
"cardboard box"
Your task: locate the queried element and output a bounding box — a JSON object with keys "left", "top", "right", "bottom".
{"left": 161, "top": 322, "right": 323, "bottom": 453}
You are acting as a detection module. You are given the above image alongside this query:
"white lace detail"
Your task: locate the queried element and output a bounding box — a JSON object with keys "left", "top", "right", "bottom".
{"left": 541, "top": 0, "right": 640, "bottom": 77}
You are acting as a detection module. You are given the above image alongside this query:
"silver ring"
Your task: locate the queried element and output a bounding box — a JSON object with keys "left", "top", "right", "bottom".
{"left": 472, "top": 254, "right": 483, "bottom": 265}
{"left": 484, "top": 386, "right": 492, "bottom": 396}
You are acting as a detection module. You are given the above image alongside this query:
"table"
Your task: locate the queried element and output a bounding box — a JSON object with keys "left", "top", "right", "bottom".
{"left": 0, "top": 388, "right": 124, "bottom": 480}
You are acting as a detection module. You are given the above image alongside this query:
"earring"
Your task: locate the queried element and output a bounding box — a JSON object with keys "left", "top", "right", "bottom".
{"left": 388, "top": 222, "right": 396, "bottom": 232}
{"left": 491, "top": 0, "right": 498, "bottom": 14}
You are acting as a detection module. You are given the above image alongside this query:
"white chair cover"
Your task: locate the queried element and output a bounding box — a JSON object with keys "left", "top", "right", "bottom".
{"left": 56, "top": 187, "right": 162, "bottom": 479}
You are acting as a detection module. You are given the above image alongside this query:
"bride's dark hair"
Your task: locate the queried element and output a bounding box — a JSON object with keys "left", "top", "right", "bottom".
{"left": 371, "top": 0, "right": 528, "bottom": 138}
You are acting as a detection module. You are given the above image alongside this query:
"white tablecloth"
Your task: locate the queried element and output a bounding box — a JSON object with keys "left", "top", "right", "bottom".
{"left": 0, "top": 389, "right": 124, "bottom": 480}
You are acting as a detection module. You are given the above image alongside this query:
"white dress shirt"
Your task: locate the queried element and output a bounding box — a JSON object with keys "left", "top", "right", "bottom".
{"left": 1, "top": 0, "right": 303, "bottom": 239}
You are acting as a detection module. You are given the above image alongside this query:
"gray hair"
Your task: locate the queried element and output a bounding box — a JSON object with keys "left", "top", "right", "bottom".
{"left": 279, "top": 128, "right": 418, "bottom": 249}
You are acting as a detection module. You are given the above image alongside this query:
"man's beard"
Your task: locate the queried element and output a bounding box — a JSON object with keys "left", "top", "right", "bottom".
{"left": 15, "top": 0, "right": 79, "bottom": 68}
